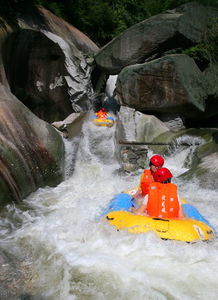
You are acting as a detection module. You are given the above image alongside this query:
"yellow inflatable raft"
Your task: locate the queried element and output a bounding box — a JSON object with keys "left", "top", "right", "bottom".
{"left": 102, "top": 191, "right": 215, "bottom": 242}
{"left": 92, "top": 117, "right": 114, "bottom": 127}
{"left": 106, "top": 211, "right": 214, "bottom": 242}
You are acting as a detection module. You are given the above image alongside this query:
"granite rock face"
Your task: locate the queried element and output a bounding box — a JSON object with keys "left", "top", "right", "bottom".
{"left": 116, "top": 54, "right": 207, "bottom": 117}
{"left": 1, "top": 6, "right": 99, "bottom": 122}
{"left": 0, "top": 84, "right": 64, "bottom": 206}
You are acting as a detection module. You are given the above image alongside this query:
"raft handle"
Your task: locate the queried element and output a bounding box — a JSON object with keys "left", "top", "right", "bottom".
{"left": 152, "top": 218, "right": 169, "bottom": 222}
{"left": 207, "top": 230, "right": 213, "bottom": 234}
{"left": 106, "top": 216, "right": 114, "bottom": 221}
{"left": 156, "top": 229, "right": 168, "bottom": 233}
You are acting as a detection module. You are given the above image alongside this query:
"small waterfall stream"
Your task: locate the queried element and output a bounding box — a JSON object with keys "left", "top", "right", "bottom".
{"left": 1, "top": 118, "right": 218, "bottom": 300}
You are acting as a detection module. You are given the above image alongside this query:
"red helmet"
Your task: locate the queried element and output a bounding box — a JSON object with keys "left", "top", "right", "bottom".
{"left": 101, "top": 108, "right": 106, "bottom": 112}
{"left": 150, "top": 155, "right": 164, "bottom": 167}
{"left": 153, "top": 168, "right": 173, "bottom": 183}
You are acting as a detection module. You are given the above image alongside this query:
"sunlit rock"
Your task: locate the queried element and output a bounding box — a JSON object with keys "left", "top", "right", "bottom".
{"left": 52, "top": 112, "right": 86, "bottom": 139}
{"left": 116, "top": 106, "right": 169, "bottom": 172}
{"left": 116, "top": 106, "right": 169, "bottom": 143}
{"left": 105, "top": 75, "right": 117, "bottom": 98}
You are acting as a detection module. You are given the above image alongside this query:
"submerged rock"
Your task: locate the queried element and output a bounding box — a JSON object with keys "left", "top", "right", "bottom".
{"left": 0, "top": 249, "right": 33, "bottom": 299}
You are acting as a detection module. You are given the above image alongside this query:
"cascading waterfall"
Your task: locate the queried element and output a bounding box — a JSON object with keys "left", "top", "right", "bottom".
{"left": 1, "top": 118, "right": 218, "bottom": 300}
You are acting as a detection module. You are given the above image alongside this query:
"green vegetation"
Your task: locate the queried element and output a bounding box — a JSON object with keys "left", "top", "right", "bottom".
{"left": 204, "top": 17, "right": 218, "bottom": 62}
{"left": 1, "top": 0, "right": 218, "bottom": 46}
{"left": 182, "top": 17, "right": 218, "bottom": 68}
{"left": 182, "top": 44, "right": 209, "bottom": 70}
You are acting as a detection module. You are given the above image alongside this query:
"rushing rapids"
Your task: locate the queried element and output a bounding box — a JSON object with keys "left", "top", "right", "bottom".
{"left": 0, "top": 119, "right": 218, "bottom": 300}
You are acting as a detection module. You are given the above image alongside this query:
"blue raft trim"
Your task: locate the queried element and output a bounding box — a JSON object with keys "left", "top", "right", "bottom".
{"left": 101, "top": 193, "right": 133, "bottom": 216}
{"left": 182, "top": 203, "right": 214, "bottom": 230}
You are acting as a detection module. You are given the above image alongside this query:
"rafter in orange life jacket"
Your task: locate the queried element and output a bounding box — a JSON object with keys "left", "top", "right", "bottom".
{"left": 140, "top": 169, "right": 154, "bottom": 196}
{"left": 146, "top": 182, "right": 180, "bottom": 218}
{"left": 96, "top": 109, "right": 107, "bottom": 119}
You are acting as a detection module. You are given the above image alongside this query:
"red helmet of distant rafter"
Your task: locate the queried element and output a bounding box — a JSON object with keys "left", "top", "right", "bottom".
{"left": 150, "top": 155, "right": 164, "bottom": 167}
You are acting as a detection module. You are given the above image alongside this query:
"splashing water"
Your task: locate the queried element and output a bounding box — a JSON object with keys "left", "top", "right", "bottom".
{"left": 1, "top": 119, "right": 218, "bottom": 300}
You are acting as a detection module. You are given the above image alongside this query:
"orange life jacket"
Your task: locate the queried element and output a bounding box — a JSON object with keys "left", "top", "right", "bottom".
{"left": 96, "top": 110, "right": 107, "bottom": 119}
{"left": 146, "top": 182, "right": 179, "bottom": 219}
{"left": 140, "top": 169, "right": 154, "bottom": 196}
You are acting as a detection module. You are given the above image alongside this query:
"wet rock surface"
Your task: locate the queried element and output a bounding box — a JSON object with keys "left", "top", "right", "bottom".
{"left": 119, "top": 144, "right": 148, "bottom": 172}
{"left": 0, "top": 85, "right": 64, "bottom": 206}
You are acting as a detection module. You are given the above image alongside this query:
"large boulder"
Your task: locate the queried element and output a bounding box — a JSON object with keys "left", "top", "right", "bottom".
{"left": 116, "top": 106, "right": 169, "bottom": 143}
{"left": 3, "top": 29, "right": 74, "bottom": 122}
{"left": 1, "top": 7, "right": 99, "bottom": 122}
{"left": 0, "top": 84, "right": 64, "bottom": 206}
{"left": 115, "top": 106, "right": 169, "bottom": 172}
{"left": 116, "top": 54, "right": 207, "bottom": 117}
{"left": 0, "top": 18, "right": 12, "bottom": 88}
{"left": 95, "top": 2, "right": 218, "bottom": 74}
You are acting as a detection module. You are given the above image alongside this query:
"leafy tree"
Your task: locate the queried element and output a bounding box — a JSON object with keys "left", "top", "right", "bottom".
{"left": 65, "top": 0, "right": 117, "bottom": 45}
{"left": 1, "top": 0, "right": 218, "bottom": 45}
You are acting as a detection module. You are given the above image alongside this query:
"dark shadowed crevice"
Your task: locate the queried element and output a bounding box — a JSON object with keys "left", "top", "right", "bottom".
{"left": 183, "top": 95, "right": 218, "bottom": 127}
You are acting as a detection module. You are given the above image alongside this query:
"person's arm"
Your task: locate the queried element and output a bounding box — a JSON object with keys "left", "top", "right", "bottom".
{"left": 132, "top": 195, "right": 148, "bottom": 215}
{"left": 132, "top": 190, "right": 142, "bottom": 199}
{"left": 178, "top": 195, "right": 184, "bottom": 218}
{"left": 137, "top": 173, "right": 144, "bottom": 192}
{"left": 129, "top": 173, "right": 144, "bottom": 200}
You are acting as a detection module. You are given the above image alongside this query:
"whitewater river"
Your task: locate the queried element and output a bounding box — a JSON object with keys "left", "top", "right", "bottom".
{"left": 1, "top": 119, "right": 218, "bottom": 300}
